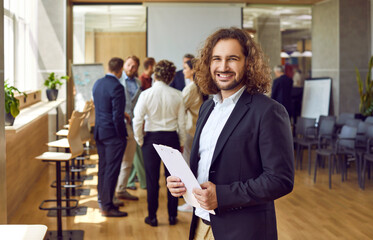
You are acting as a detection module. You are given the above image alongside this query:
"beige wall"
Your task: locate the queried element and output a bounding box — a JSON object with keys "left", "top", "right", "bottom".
{"left": 85, "top": 31, "right": 146, "bottom": 73}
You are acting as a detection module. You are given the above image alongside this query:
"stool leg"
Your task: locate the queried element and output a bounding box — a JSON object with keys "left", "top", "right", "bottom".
{"left": 71, "top": 159, "right": 76, "bottom": 196}
{"left": 65, "top": 161, "right": 71, "bottom": 215}
{"left": 56, "top": 162, "right": 63, "bottom": 238}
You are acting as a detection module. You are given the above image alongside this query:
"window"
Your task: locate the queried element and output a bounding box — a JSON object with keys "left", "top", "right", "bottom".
{"left": 4, "top": 0, "right": 37, "bottom": 91}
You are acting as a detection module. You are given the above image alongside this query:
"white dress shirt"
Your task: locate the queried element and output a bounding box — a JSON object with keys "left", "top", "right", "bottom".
{"left": 195, "top": 86, "right": 246, "bottom": 222}
{"left": 133, "top": 80, "right": 186, "bottom": 147}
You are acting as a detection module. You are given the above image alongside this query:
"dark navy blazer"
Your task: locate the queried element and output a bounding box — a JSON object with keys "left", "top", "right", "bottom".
{"left": 189, "top": 91, "right": 294, "bottom": 240}
{"left": 169, "top": 70, "right": 185, "bottom": 91}
{"left": 92, "top": 74, "right": 127, "bottom": 142}
{"left": 271, "top": 74, "right": 293, "bottom": 117}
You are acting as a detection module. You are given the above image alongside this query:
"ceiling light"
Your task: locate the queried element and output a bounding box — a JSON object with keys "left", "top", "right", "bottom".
{"left": 290, "top": 51, "right": 302, "bottom": 57}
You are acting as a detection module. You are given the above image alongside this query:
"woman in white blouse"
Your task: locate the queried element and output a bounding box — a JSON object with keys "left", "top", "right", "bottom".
{"left": 133, "top": 60, "right": 186, "bottom": 227}
{"left": 178, "top": 59, "right": 207, "bottom": 213}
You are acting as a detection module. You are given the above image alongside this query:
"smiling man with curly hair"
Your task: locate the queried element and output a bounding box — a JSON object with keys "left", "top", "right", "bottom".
{"left": 167, "top": 27, "right": 294, "bottom": 240}
{"left": 133, "top": 59, "right": 186, "bottom": 227}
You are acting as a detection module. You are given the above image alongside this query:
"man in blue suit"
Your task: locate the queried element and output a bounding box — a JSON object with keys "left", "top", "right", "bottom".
{"left": 271, "top": 65, "right": 293, "bottom": 118}
{"left": 170, "top": 53, "right": 194, "bottom": 91}
{"left": 93, "top": 57, "right": 128, "bottom": 217}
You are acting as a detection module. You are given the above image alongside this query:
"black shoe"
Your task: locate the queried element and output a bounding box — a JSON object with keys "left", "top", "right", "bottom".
{"left": 101, "top": 208, "right": 128, "bottom": 217}
{"left": 145, "top": 216, "right": 158, "bottom": 227}
{"left": 169, "top": 216, "right": 177, "bottom": 225}
{"left": 127, "top": 186, "right": 137, "bottom": 190}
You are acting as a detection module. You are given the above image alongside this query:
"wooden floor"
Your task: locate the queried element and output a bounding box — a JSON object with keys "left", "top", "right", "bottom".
{"left": 10, "top": 152, "right": 373, "bottom": 240}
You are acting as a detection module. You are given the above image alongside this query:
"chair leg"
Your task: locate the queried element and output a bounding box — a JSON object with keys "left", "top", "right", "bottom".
{"left": 314, "top": 154, "right": 319, "bottom": 183}
{"left": 329, "top": 155, "right": 333, "bottom": 189}
{"left": 355, "top": 153, "right": 362, "bottom": 189}
{"left": 296, "top": 143, "right": 300, "bottom": 170}
{"left": 308, "top": 145, "right": 312, "bottom": 175}
{"left": 362, "top": 159, "right": 367, "bottom": 190}
{"left": 300, "top": 146, "right": 304, "bottom": 170}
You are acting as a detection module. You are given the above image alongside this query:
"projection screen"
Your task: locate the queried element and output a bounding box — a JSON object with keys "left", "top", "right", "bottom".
{"left": 147, "top": 4, "right": 242, "bottom": 70}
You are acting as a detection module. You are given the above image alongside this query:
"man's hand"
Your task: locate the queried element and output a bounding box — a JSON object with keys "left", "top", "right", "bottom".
{"left": 193, "top": 181, "right": 218, "bottom": 211}
{"left": 124, "top": 112, "right": 131, "bottom": 123}
{"left": 167, "top": 176, "right": 186, "bottom": 197}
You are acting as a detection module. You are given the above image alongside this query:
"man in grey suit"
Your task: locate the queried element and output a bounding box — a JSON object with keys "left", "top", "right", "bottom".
{"left": 167, "top": 28, "right": 294, "bottom": 240}
{"left": 115, "top": 55, "right": 142, "bottom": 202}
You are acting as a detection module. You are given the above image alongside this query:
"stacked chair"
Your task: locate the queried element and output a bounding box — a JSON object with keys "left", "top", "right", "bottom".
{"left": 361, "top": 122, "right": 373, "bottom": 189}
{"left": 294, "top": 117, "right": 317, "bottom": 173}
{"left": 35, "top": 110, "right": 85, "bottom": 239}
{"left": 294, "top": 116, "right": 336, "bottom": 175}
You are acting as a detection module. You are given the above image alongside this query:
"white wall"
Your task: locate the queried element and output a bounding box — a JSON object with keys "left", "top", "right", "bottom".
{"left": 147, "top": 3, "right": 242, "bottom": 70}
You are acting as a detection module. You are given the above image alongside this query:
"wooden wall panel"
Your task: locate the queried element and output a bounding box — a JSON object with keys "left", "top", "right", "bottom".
{"left": 85, "top": 31, "right": 95, "bottom": 63}
{"left": 5, "top": 115, "right": 49, "bottom": 220}
{"left": 93, "top": 32, "right": 146, "bottom": 73}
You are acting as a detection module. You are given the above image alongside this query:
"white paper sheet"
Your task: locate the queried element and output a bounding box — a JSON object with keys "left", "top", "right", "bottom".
{"left": 153, "top": 144, "right": 215, "bottom": 215}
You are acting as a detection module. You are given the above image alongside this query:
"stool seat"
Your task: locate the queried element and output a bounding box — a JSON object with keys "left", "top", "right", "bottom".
{"left": 47, "top": 138, "right": 69, "bottom": 148}
{"left": 56, "top": 129, "right": 69, "bottom": 137}
{"left": 36, "top": 152, "right": 72, "bottom": 161}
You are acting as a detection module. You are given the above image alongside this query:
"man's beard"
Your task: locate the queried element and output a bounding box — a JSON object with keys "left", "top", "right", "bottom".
{"left": 213, "top": 71, "right": 246, "bottom": 91}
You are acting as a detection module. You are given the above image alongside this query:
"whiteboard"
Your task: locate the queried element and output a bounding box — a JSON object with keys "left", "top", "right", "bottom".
{"left": 147, "top": 4, "right": 242, "bottom": 70}
{"left": 71, "top": 63, "right": 105, "bottom": 111}
{"left": 301, "top": 78, "right": 331, "bottom": 121}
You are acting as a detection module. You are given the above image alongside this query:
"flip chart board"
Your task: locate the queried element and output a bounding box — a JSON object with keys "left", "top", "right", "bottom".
{"left": 71, "top": 63, "right": 105, "bottom": 111}
{"left": 301, "top": 78, "right": 331, "bottom": 121}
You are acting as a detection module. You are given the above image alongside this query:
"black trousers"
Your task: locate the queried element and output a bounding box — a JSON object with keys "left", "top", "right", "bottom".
{"left": 142, "top": 131, "right": 180, "bottom": 219}
{"left": 96, "top": 137, "right": 126, "bottom": 211}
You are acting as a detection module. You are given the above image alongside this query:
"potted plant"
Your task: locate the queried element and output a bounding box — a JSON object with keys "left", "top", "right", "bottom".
{"left": 44, "top": 72, "right": 69, "bottom": 101}
{"left": 4, "top": 81, "right": 27, "bottom": 126}
{"left": 356, "top": 56, "right": 373, "bottom": 117}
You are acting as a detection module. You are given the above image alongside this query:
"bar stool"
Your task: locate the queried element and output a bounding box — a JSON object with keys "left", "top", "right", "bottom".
{"left": 35, "top": 111, "right": 84, "bottom": 239}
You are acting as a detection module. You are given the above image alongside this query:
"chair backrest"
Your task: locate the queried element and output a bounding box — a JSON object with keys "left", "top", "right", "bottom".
{"left": 68, "top": 111, "right": 84, "bottom": 158}
{"left": 295, "top": 117, "right": 316, "bottom": 137}
{"left": 338, "top": 125, "right": 357, "bottom": 149}
{"left": 345, "top": 118, "right": 362, "bottom": 128}
{"left": 336, "top": 113, "right": 355, "bottom": 126}
{"left": 366, "top": 124, "right": 373, "bottom": 139}
{"left": 365, "top": 116, "right": 373, "bottom": 124}
{"left": 88, "top": 100, "right": 95, "bottom": 127}
{"left": 318, "top": 117, "right": 336, "bottom": 136}
{"left": 80, "top": 108, "right": 92, "bottom": 143}
{"left": 355, "top": 122, "right": 370, "bottom": 147}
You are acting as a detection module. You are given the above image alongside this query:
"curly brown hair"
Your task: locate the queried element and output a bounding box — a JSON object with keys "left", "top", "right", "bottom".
{"left": 154, "top": 60, "right": 176, "bottom": 85}
{"left": 194, "top": 27, "right": 271, "bottom": 95}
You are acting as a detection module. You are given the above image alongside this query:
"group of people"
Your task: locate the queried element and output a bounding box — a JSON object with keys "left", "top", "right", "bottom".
{"left": 93, "top": 27, "right": 295, "bottom": 240}
{"left": 92, "top": 52, "right": 207, "bottom": 222}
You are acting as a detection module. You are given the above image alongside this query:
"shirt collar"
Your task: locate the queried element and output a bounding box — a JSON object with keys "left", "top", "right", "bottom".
{"left": 213, "top": 85, "right": 247, "bottom": 105}
{"left": 153, "top": 80, "right": 167, "bottom": 87}
{"left": 122, "top": 71, "right": 136, "bottom": 81}
{"left": 106, "top": 73, "right": 119, "bottom": 80}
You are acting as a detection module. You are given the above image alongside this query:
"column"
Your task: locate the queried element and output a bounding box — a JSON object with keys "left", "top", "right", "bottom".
{"left": 255, "top": 15, "right": 281, "bottom": 78}
{"left": 312, "top": 0, "right": 371, "bottom": 115}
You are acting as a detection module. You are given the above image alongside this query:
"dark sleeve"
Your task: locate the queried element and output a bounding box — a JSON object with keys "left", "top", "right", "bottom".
{"left": 271, "top": 79, "right": 279, "bottom": 101}
{"left": 112, "top": 84, "right": 127, "bottom": 141}
{"left": 216, "top": 103, "right": 294, "bottom": 208}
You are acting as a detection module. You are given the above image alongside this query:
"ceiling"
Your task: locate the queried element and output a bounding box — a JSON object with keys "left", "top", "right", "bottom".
{"left": 74, "top": 4, "right": 312, "bottom": 32}
{"left": 71, "top": 0, "right": 323, "bottom": 4}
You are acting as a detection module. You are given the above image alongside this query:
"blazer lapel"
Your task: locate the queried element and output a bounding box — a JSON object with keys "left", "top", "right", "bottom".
{"left": 190, "top": 100, "right": 215, "bottom": 175}
{"left": 210, "top": 91, "right": 253, "bottom": 166}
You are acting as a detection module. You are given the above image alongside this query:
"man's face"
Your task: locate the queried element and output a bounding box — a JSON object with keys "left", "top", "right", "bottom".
{"left": 124, "top": 58, "right": 139, "bottom": 78}
{"left": 210, "top": 39, "right": 246, "bottom": 93}
{"left": 183, "top": 57, "right": 191, "bottom": 64}
{"left": 148, "top": 64, "right": 155, "bottom": 76}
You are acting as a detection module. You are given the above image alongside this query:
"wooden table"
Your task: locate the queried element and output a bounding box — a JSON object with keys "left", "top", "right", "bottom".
{"left": 0, "top": 224, "right": 47, "bottom": 240}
